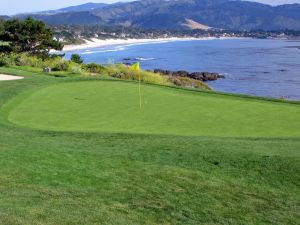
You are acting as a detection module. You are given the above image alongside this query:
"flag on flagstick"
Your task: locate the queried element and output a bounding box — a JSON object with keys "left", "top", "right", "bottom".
{"left": 130, "top": 62, "right": 142, "bottom": 109}
{"left": 130, "top": 62, "right": 140, "bottom": 72}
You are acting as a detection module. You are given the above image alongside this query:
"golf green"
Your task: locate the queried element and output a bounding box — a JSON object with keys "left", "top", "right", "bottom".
{"left": 7, "top": 80, "right": 300, "bottom": 137}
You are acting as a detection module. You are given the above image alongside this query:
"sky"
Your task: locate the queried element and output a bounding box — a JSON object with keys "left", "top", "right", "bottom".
{"left": 0, "top": 0, "right": 300, "bottom": 15}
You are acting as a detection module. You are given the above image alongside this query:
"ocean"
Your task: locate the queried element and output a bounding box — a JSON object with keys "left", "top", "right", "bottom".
{"left": 65, "top": 38, "right": 300, "bottom": 100}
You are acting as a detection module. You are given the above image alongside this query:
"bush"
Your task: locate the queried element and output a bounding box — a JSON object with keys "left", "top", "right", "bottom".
{"left": 0, "top": 53, "right": 19, "bottom": 66}
{"left": 84, "top": 63, "right": 105, "bottom": 73}
{"left": 0, "top": 56, "right": 8, "bottom": 67}
{"left": 0, "top": 52, "right": 83, "bottom": 74}
{"left": 42, "top": 56, "right": 64, "bottom": 69}
{"left": 14, "top": 54, "right": 41, "bottom": 67}
{"left": 71, "top": 54, "right": 83, "bottom": 64}
{"left": 69, "top": 62, "right": 82, "bottom": 74}
{"left": 106, "top": 64, "right": 170, "bottom": 86}
{"left": 52, "top": 61, "right": 69, "bottom": 71}
{"left": 0, "top": 45, "right": 12, "bottom": 53}
{"left": 168, "top": 76, "right": 211, "bottom": 90}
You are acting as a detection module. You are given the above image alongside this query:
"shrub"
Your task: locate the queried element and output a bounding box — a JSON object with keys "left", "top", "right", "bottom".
{"left": 52, "top": 61, "right": 69, "bottom": 71}
{"left": 0, "top": 45, "right": 12, "bottom": 53}
{"left": 84, "top": 63, "right": 105, "bottom": 73}
{"left": 168, "top": 76, "right": 211, "bottom": 90}
{"left": 69, "top": 62, "right": 82, "bottom": 74}
{"left": 14, "top": 54, "right": 42, "bottom": 67}
{"left": 71, "top": 54, "right": 83, "bottom": 64}
{"left": 0, "top": 56, "right": 8, "bottom": 66}
{"left": 140, "top": 70, "right": 170, "bottom": 85}
{"left": 49, "top": 54, "right": 65, "bottom": 59}
{"left": 0, "top": 53, "right": 19, "bottom": 66}
{"left": 42, "top": 56, "right": 64, "bottom": 69}
{"left": 105, "top": 64, "right": 170, "bottom": 86}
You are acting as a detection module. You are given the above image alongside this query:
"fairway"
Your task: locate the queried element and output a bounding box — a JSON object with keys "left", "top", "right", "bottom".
{"left": 7, "top": 80, "right": 300, "bottom": 137}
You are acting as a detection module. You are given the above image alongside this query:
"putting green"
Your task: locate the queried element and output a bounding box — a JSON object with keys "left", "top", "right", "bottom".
{"left": 7, "top": 80, "right": 300, "bottom": 137}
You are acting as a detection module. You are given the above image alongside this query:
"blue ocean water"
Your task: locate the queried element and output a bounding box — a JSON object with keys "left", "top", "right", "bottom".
{"left": 65, "top": 38, "right": 300, "bottom": 100}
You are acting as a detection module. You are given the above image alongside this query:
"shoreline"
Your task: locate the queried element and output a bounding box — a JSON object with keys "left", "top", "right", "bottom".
{"left": 53, "top": 37, "right": 298, "bottom": 53}
{"left": 58, "top": 37, "right": 231, "bottom": 52}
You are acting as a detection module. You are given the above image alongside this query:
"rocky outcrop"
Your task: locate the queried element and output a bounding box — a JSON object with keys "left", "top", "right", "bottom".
{"left": 153, "top": 69, "right": 224, "bottom": 82}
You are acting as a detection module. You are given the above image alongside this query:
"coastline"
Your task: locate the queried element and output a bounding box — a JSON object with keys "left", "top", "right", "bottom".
{"left": 53, "top": 37, "right": 297, "bottom": 53}
{"left": 58, "top": 37, "right": 224, "bottom": 52}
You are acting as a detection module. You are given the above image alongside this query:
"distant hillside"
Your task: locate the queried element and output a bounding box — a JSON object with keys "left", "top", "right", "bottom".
{"left": 40, "top": 2, "right": 109, "bottom": 14}
{"left": 0, "top": 16, "right": 9, "bottom": 20}
{"left": 16, "top": 0, "right": 300, "bottom": 30}
{"left": 27, "top": 12, "right": 102, "bottom": 25}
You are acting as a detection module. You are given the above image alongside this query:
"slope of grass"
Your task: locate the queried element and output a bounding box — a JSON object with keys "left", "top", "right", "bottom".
{"left": 0, "top": 66, "right": 299, "bottom": 225}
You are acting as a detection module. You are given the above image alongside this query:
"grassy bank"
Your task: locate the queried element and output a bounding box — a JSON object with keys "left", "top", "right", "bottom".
{"left": 0, "top": 67, "right": 299, "bottom": 225}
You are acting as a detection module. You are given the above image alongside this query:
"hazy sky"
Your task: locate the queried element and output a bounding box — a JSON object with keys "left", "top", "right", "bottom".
{"left": 1, "top": 0, "right": 300, "bottom": 15}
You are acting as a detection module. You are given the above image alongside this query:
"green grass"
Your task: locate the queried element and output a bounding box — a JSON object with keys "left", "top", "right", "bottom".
{"left": 0, "top": 66, "right": 299, "bottom": 225}
{"left": 6, "top": 80, "right": 300, "bottom": 137}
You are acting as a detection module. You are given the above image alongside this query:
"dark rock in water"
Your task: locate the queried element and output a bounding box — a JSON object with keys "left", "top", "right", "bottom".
{"left": 153, "top": 69, "right": 171, "bottom": 75}
{"left": 285, "top": 46, "right": 300, "bottom": 50}
{"left": 153, "top": 69, "right": 224, "bottom": 82}
{"left": 122, "top": 57, "right": 139, "bottom": 62}
{"left": 189, "top": 72, "right": 204, "bottom": 80}
{"left": 175, "top": 70, "right": 189, "bottom": 77}
{"left": 202, "top": 72, "right": 225, "bottom": 81}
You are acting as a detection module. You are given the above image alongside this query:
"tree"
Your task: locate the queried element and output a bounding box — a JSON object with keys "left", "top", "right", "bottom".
{"left": 71, "top": 54, "right": 83, "bottom": 64}
{"left": 0, "top": 17, "right": 63, "bottom": 56}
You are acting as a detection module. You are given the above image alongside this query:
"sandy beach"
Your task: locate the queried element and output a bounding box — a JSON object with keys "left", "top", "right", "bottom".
{"left": 59, "top": 37, "right": 217, "bottom": 52}
{"left": 0, "top": 74, "right": 24, "bottom": 81}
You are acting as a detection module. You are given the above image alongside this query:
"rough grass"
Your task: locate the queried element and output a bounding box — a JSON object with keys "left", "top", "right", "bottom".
{"left": 0, "top": 67, "right": 299, "bottom": 225}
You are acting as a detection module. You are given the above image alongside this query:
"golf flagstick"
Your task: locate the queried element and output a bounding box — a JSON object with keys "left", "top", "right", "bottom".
{"left": 130, "top": 62, "right": 142, "bottom": 109}
{"left": 138, "top": 69, "right": 142, "bottom": 109}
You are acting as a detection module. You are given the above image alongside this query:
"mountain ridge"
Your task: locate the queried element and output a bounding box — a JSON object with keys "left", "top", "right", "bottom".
{"left": 40, "top": 2, "right": 109, "bottom": 14}
{"left": 5, "top": 0, "right": 300, "bottom": 30}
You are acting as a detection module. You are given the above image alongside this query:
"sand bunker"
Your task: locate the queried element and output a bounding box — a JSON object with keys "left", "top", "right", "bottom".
{"left": 0, "top": 74, "right": 24, "bottom": 81}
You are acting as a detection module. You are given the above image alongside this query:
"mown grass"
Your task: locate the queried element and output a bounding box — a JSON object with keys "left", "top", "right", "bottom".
{"left": 0, "top": 67, "right": 299, "bottom": 225}
{"left": 6, "top": 80, "right": 300, "bottom": 137}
